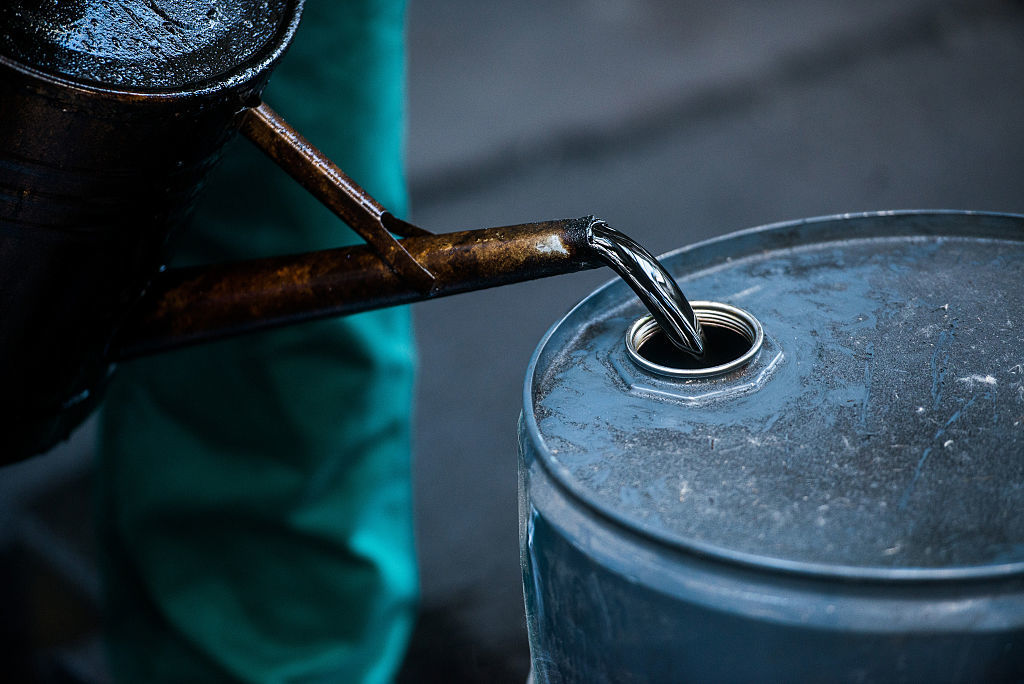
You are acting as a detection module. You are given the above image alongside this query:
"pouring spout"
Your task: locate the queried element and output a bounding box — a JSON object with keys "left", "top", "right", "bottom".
{"left": 111, "top": 216, "right": 603, "bottom": 360}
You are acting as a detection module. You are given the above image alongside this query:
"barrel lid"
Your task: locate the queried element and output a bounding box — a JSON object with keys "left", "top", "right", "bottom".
{"left": 525, "top": 211, "right": 1024, "bottom": 579}
{"left": 0, "top": 0, "right": 300, "bottom": 92}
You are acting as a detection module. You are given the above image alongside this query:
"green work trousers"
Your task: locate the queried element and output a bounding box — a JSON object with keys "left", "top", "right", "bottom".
{"left": 97, "top": 1, "right": 417, "bottom": 681}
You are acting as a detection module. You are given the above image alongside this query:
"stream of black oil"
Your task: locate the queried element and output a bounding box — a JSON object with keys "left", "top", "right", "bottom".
{"left": 586, "top": 220, "right": 706, "bottom": 359}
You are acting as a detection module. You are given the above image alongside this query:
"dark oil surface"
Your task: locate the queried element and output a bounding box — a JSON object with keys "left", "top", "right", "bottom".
{"left": 0, "top": 0, "right": 293, "bottom": 90}
{"left": 638, "top": 324, "right": 750, "bottom": 369}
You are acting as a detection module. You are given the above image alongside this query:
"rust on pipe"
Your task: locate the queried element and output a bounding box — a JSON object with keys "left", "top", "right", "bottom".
{"left": 240, "top": 103, "right": 436, "bottom": 291}
{"left": 112, "top": 216, "right": 603, "bottom": 360}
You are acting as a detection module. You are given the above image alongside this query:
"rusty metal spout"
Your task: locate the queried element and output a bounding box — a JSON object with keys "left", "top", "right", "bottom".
{"left": 111, "top": 216, "right": 603, "bottom": 360}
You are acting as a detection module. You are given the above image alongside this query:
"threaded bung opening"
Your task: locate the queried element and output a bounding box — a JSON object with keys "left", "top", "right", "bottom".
{"left": 626, "top": 301, "right": 762, "bottom": 378}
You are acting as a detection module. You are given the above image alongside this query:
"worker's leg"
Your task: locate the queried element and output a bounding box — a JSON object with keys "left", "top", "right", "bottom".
{"left": 97, "top": 1, "right": 417, "bottom": 681}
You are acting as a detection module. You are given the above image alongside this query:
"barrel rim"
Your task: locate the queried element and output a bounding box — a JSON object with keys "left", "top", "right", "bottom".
{"left": 522, "top": 209, "right": 1024, "bottom": 583}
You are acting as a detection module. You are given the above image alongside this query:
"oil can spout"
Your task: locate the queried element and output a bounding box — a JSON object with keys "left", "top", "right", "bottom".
{"left": 111, "top": 216, "right": 606, "bottom": 359}
{"left": 112, "top": 105, "right": 705, "bottom": 360}
{"left": 108, "top": 105, "right": 611, "bottom": 359}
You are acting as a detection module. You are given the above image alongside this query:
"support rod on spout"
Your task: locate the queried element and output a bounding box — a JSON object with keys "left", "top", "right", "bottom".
{"left": 240, "top": 103, "right": 437, "bottom": 291}
{"left": 112, "top": 216, "right": 602, "bottom": 360}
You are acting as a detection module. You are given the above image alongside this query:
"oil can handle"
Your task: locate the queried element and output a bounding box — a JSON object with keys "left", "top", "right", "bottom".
{"left": 240, "top": 103, "right": 437, "bottom": 292}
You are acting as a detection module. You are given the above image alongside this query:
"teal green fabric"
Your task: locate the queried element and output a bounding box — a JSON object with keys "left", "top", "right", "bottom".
{"left": 97, "top": 1, "right": 417, "bottom": 682}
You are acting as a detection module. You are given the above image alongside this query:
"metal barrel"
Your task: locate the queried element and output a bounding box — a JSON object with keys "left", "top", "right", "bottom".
{"left": 519, "top": 211, "right": 1024, "bottom": 683}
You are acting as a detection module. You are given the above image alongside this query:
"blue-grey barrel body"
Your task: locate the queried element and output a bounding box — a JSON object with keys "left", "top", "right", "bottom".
{"left": 518, "top": 211, "right": 1024, "bottom": 683}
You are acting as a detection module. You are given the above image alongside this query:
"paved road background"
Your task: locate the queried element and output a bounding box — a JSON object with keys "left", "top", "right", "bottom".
{"left": 2, "top": 2, "right": 1022, "bottom": 682}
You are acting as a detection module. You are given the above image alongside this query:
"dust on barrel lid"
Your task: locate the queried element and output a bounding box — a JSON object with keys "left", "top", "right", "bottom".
{"left": 524, "top": 211, "right": 1024, "bottom": 579}
{"left": 0, "top": 0, "right": 300, "bottom": 91}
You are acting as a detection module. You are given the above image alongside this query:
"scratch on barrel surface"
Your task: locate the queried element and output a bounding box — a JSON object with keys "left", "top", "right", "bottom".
{"left": 957, "top": 374, "right": 997, "bottom": 387}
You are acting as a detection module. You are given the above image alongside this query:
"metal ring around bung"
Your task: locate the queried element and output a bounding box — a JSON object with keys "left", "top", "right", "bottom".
{"left": 626, "top": 301, "right": 763, "bottom": 378}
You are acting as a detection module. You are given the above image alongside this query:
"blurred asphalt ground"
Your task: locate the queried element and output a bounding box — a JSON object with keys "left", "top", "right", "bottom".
{"left": 3, "top": 1, "right": 1024, "bottom": 682}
